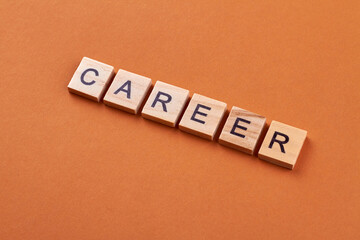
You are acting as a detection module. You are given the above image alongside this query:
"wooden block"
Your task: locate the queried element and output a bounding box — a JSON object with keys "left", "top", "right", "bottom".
{"left": 179, "top": 93, "right": 227, "bottom": 140}
{"left": 103, "top": 69, "right": 152, "bottom": 114}
{"left": 258, "top": 121, "right": 307, "bottom": 169}
{"left": 218, "top": 106, "right": 266, "bottom": 155}
{"left": 141, "top": 81, "right": 189, "bottom": 127}
{"left": 68, "top": 57, "right": 115, "bottom": 102}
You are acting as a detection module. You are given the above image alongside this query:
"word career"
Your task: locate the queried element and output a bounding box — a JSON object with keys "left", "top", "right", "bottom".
{"left": 68, "top": 57, "right": 307, "bottom": 170}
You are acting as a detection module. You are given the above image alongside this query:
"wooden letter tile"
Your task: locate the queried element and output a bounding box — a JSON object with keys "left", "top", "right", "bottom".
{"left": 68, "top": 57, "right": 114, "bottom": 102}
{"left": 103, "top": 69, "right": 152, "bottom": 114}
{"left": 141, "top": 81, "right": 189, "bottom": 127}
{"left": 179, "top": 93, "right": 227, "bottom": 140}
{"left": 258, "top": 120, "right": 307, "bottom": 169}
{"left": 219, "top": 106, "right": 266, "bottom": 155}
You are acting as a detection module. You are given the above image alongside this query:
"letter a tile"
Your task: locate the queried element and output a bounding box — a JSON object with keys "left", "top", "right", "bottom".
{"left": 179, "top": 93, "right": 227, "bottom": 140}
{"left": 141, "top": 81, "right": 189, "bottom": 127}
{"left": 68, "top": 57, "right": 115, "bottom": 102}
{"left": 219, "top": 106, "right": 266, "bottom": 155}
{"left": 258, "top": 120, "right": 307, "bottom": 169}
{"left": 103, "top": 69, "right": 152, "bottom": 114}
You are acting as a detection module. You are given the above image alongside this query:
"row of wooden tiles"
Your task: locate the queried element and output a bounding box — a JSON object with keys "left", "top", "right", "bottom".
{"left": 68, "top": 57, "right": 307, "bottom": 170}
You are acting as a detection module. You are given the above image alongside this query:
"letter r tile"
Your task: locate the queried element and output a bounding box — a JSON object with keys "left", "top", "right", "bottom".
{"left": 68, "top": 57, "right": 115, "bottom": 102}
{"left": 103, "top": 69, "right": 152, "bottom": 114}
{"left": 179, "top": 93, "right": 227, "bottom": 140}
{"left": 258, "top": 120, "right": 307, "bottom": 169}
{"left": 141, "top": 81, "right": 189, "bottom": 127}
{"left": 219, "top": 106, "right": 266, "bottom": 155}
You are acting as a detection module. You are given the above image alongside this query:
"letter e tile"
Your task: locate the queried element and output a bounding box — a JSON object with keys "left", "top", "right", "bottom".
{"left": 179, "top": 93, "right": 227, "bottom": 140}
{"left": 219, "top": 106, "right": 266, "bottom": 155}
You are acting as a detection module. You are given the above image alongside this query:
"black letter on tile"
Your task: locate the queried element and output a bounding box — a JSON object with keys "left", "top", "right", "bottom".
{"left": 191, "top": 104, "right": 211, "bottom": 124}
{"left": 230, "top": 118, "right": 251, "bottom": 138}
{"left": 80, "top": 68, "right": 98, "bottom": 85}
{"left": 114, "top": 80, "right": 131, "bottom": 99}
{"left": 269, "top": 131, "right": 289, "bottom": 153}
{"left": 151, "top": 91, "right": 172, "bottom": 112}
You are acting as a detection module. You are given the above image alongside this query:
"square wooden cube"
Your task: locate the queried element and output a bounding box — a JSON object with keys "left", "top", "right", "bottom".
{"left": 258, "top": 120, "right": 307, "bottom": 169}
{"left": 68, "top": 57, "right": 115, "bottom": 102}
{"left": 219, "top": 106, "right": 266, "bottom": 155}
{"left": 141, "top": 81, "right": 189, "bottom": 127}
{"left": 179, "top": 93, "right": 227, "bottom": 140}
{"left": 103, "top": 69, "right": 152, "bottom": 114}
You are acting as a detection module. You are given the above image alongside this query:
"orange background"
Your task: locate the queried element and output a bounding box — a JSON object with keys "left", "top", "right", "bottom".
{"left": 1, "top": 1, "right": 359, "bottom": 239}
